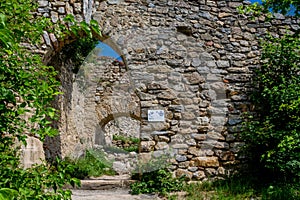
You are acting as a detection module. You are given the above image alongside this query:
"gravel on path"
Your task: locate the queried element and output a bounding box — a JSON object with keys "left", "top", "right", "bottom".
{"left": 71, "top": 188, "right": 162, "bottom": 200}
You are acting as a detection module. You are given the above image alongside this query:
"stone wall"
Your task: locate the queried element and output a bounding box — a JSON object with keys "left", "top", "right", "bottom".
{"left": 30, "top": 0, "right": 299, "bottom": 179}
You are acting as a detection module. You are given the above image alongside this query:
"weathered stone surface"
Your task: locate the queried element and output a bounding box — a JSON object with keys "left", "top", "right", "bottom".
{"left": 192, "top": 134, "right": 206, "bottom": 141}
{"left": 193, "top": 171, "right": 206, "bottom": 180}
{"left": 28, "top": 0, "right": 299, "bottom": 181}
{"left": 21, "top": 137, "right": 45, "bottom": 168}
{"left": 176, "top": 155, "right": 188, "bottom": 162}
{"left": 176, "top": 169, "right": 193, "bottom": 180}
{"left": 172, "top": 144, "right": 189, "bottom": 149}
{"left": 141, "top": 141, "right": 156, "bottom": 152}
{"left": 113, "top": 161, "right": 127, "bottom": 175}
{"left": 155, "top": 142, "right": 169, "bottom": 150}
{"left": 193, "top": 157, "right": 220, "bottom": 167}
{"left": 188, "top": 147, "right": 205, "bottom": 157}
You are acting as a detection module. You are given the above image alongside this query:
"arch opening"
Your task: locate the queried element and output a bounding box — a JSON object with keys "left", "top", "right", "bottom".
{"left": 44, "top": 35, "right": 135, "bottom": 159}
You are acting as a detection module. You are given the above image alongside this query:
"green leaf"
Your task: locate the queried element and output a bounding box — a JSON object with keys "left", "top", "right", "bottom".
{"left": 0, "top": 188, "right": 18, "bottom": 200}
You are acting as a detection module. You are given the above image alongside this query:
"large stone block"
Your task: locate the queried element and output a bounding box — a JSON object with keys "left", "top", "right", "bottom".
{"left": 193, "top": 157, "right": 220, "bottom": 167}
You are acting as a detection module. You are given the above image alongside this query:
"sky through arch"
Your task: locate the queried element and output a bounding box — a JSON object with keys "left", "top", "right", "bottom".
{"left": 95, "top": 41, "right": 123, "bottom": 62}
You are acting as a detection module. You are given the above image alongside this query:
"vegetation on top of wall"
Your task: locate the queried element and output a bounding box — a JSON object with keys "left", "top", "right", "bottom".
{"left": 0, "top": 0, "right": 102, "bottom": 199}
{"left": 262, "top": 0, "right": 299, "bottom": 16}
{"left": 239, "top": 0, "right": 299, "bottom": 17}
{"left": 59, "top": 37, "right": 98, "bottom": 74}
{"left": 112, "top": 135, "right": 140, "bottom": 153}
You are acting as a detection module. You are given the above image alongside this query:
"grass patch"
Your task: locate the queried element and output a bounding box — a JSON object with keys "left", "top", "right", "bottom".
{"left": 130, "top": 168, "right": 185, "bottom": 196}
{"left": 112, "top": 135, "right": 140, "bottom": 153}
{"left": 65, "top": 149, "right": 115, "bottom": 179}
{"left": 130, "top": 155, "right": 185, "bottom": 196}
{"left": 184, "top": 174, "right": 300, "bottom": 200}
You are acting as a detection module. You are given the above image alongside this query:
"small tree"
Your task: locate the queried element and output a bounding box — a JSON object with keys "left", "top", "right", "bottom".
{"left": 243, "top": 34, "right": 300, "bottom": 179}
{"left": 240, "top": 0, "right": 300, "bottom": 181}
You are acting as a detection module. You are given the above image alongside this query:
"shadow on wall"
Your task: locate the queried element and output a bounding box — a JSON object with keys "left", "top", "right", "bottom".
{"left": 44, "top": 37, "right": 127, "bottom": 160}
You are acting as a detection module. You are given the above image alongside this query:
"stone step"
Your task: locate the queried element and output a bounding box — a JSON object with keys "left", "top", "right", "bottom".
{"left": 71, "top": 175, "right": 136, "bottom": 190}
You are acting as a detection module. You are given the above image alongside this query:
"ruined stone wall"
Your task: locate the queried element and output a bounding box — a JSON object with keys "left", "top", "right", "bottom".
{"left": 29, "top": 0, "right": 300, "bottom": 179}
{"left": 90, "top": 0, "right": 299, "bottom": 179}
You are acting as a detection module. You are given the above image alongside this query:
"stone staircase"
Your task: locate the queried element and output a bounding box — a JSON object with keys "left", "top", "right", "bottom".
{"left": 75, "top": 175, "right": 135, "bottom": 190}
{"left": 70, "top": 175, "right": 165, "bottom": 200}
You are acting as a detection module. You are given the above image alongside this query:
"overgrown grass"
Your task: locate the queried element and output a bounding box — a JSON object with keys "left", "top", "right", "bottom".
{"left": 112, "top": 135, "right": 140, "bottom": 153}
{"left": 65, "top": 149, "right": 115, "bottom": 179}
{"left": 184, "top": 174, "right": 300, "bottom": 200}
{"left": 113, "top": 135, "right": 140, "bottom": 144}
{"left": 130, "top": 168, "right": 185, "bottom": 196}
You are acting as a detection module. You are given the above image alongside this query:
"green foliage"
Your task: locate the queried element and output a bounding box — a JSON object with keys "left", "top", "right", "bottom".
{"left": 0, "top": 188, "right": 18, "bottom": 200}
{"left": 113, "top": 135, "right": 140, "bottom": 144}
{"left": 112, "top": 135, "right": 140, "bottom": 152}
{"left": 0, "top": 146, "right": 80, "bottom": 200}
{"left": 262, "top": 0, "right": 300, "bottom": 16}
{"left": 0, "top": 0, "right": 102, "bottom": 199}
{"left": 184, "top": 174, "right": 300, "bottom": 200}
{"left": 0, "top": 0, "right": 50, "bottom": 46}
{"left": 238, "top": 2, "right": 272, "bottom": 19}
{"left": 241, "top": 34, "right": 300, "bottom": 180}
{"left": 238, "top": 0, "right": 299, "bottom": 18}
{"left": 131, "top": 155, "right": 184, "bottom": 196}
{"left": 60, "top": 37, "right": 98, "bottom": 73}
{"left": 65, "top": 149, "right": 115, "bottom": 179}
{"left": 0, "top": 0, "right": 60, "bottom": 142}
{"left": 130, "top": 168, "right": 184, "bottom": 196}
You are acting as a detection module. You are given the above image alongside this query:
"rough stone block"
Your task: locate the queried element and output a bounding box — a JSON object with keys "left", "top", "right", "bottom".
{"left": 193, "top": 157, "right": 219, "bottom": 167}
{"left": 175, "top": 169, "right": 193, "bottom": 180}
{"left": 140, "top": 141, "right": 155, "bottom": 152}
{"left": 193, "top": 171, "right": 206, "bottom": 180}
{"left": 188, "top": 147, "right": 205, "bottom": 157}
{"left": 172, "top": 144, "right": 189, "bottom": 149}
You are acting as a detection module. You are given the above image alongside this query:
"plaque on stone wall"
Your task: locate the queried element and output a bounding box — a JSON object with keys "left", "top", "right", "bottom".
{"left": 148, "top": 110, "right": 165, "bottom": 122}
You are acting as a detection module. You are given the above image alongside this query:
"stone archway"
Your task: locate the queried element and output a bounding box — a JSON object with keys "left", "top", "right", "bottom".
{"left": 35, "top": 0, "right": 298, "bottom": 179}
{"left": 93, "top": 57, "right": 141, "bottom": 148}
{"left": 43, "top": 36, "right": 138, "bottom": 160}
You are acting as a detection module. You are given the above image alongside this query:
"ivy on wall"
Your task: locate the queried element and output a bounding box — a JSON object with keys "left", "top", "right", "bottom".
{"left": 0, "top": 0, "right": 102, "bottom": 199}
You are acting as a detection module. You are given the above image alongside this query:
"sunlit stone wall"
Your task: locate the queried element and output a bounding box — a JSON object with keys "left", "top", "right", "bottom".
{"left": 26, "top": 0, "right": 300, "bottom": 179}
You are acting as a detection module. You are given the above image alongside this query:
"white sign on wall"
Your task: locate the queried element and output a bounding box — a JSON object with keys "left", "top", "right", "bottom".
{"left": 148, "top": 110, "right": 165, "bottom": 122}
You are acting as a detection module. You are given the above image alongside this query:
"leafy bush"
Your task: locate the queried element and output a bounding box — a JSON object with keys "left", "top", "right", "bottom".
{"left": 242, "top": 34, "right": 300, "bottom": 180}
{"left": 131, "top": 155, "right": 184, "bottom": 195}
{"left": 0, "top": 0, "right": 101, "bottom": 199}
{"left": 0, "top": 142, "right": 80, "bottom": 200}
{"left": 0, "top": 188, "right": 18, "bottom": 200}
{"left": 130, "top": 168, "right": 184, "bottom": 195}
{"left": 112, "top": 135, "right": 140, "bottom": 153}
{"left": 66, "top": 149, "right": 115, "bottom": 179}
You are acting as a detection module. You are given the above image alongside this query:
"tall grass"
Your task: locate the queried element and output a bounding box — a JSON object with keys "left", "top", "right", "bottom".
{"left": 65, "top": 149, "right": 115, "bottom": 179}
{"left": 184, "top": 174, "right": 299, "bottom": 200}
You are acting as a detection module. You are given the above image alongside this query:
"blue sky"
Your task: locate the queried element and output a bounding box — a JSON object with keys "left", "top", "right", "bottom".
{"left": 249, "top": 0, "right": 296, "bottom": 15}
{"left": 250, "top": 0, "right": 262, "bottom": 3}
{"left": 96, "top": 41, "right": 122, "bottom": 61}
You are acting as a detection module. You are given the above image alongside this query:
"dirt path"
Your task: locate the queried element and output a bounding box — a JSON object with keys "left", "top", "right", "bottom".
{"left": 70, "top": 175, "right": 163, "bottom": 200}
{"left": 71, "top": 188, "right": 162, "bottom": 200}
